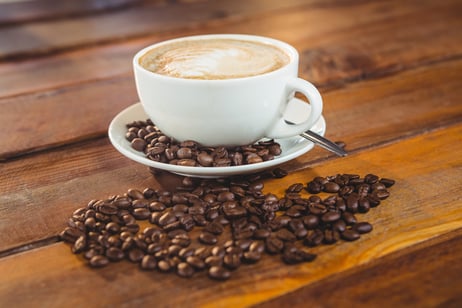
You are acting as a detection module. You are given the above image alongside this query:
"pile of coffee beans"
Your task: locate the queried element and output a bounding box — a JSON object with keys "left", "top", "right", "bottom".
{"left": 61, "top": 171, "right": 394, "bottom": 280}
{"left": 125, "top": 120, "right": 282, "bottom": 167}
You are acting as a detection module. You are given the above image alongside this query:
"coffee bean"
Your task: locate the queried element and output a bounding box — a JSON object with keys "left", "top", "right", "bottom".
{"left": 128, "top": 248, "right": 145, "bottom": 262}
{"left": 243, "top": 251, "right": 261, "bottom": 263}
{"left": 380, "top": 178, "right": 396, "bottom": 187}
{"left": 304, "top": 229, "right": 324, "bottom": 247}
{"left": 303, "top": 215, "right": 320, "bottom": 229}
{"left": 177, "top": 262, "right": 195, "bottom": 278}
{"left": 323, "top": 230, "right": 339, "bottom": 244}
{"left": 186, "top": 256, "right": 206, "bottom": 270}
{"left": 106, "top": 247, "right": 124, "bottom": 261}
{"left": 265, "top": 237, "right": 284, "bottom": 254}
{"left": 157, "top": 260, "right": 172, "bottom": 272}
{"left": 282, "top": 246, "right": 316, "bottom": 264}
{"left": 208, "top": 266, "right": 231, "bottom": 280}
{"left": 72, "top": 235, "right": 86, "bottom": 253}
{"left": 341, "top": 229, "right": 361, "bottom": 241}
{"left": 323, "top": 182, "right": 340, "bottom": 193}
{"left": 332, "top": 219, "right": 347, "bottom": 233}
{"left": 353, "top": 222, "right": 373, "bottom": 234}
{"left": 204, "top": 221, "right": 224, "bottom": 235}
{"left": 89, "top": 255, "right": 109, "bottom": 268}
{"left": 205, "top": 256, "right": 223, "bottom": 268}
{"left": 223, "top": 253, "right": 241, "bottom": 269}
{"left": 199, "top": 232, "right": 218, "bottom": 245}
{"left": 139, "top": 255, "right": 157, "bottom": 270}
{"left": 275, "top": 229, "right": 296, "bottom": 242}
{"left": 131, "top": 138, "right": 147, "bottom": 151}
{"left": 341, "top": 212, "right": 357, "bottom": 225}
{"left": 321, "top": 211, "right": 341, "bottom": 223}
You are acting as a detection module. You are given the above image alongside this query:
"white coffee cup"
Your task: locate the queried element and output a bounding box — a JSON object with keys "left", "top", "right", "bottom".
{"left": 133, "top": 34, "right": 323, "bottom": 147}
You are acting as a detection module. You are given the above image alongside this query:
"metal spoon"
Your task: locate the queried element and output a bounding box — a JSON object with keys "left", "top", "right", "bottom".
{"left": 285, "top": 120, "right": 347, "bottom": 157}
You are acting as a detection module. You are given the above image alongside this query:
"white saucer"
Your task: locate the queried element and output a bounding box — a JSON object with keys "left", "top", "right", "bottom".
{"left": 108, "top": 99, "right": 326, "bottom": 178}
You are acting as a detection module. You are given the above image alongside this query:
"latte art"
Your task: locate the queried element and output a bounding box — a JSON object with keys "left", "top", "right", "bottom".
{"left": 139, "top": 39, "right": 290, "bottom": 80}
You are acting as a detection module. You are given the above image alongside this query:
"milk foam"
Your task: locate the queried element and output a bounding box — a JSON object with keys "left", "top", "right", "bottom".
{"left": 139, "top": 39, "right": 290, "bottom": 79}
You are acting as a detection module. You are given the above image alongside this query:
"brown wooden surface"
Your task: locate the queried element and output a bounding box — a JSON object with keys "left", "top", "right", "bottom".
{"left": 1, "top": 0, "right": 461, "bottom": 307}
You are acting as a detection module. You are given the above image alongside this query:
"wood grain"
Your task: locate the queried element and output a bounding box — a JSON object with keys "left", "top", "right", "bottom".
{"left": 0, "top": 0, "right": 317, "bottom": 60}
{"left": 0, "top": 0, "right": 144, "bottom": 25}
{"left": 0, "top": 122, "right": 461, "bottom": 307}
{"left": 2, "top": 0, "right": 460, "bottom": 98}
{"left": 255, "top": 229, "right": 462, "bottom": 308}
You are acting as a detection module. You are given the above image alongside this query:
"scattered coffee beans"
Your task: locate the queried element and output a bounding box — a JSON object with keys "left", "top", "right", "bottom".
{"left": 125, "top": 120, "right": 282, "bottom": 167}
{"left": 60, "top": 172, "right": 394, "bottom": 281}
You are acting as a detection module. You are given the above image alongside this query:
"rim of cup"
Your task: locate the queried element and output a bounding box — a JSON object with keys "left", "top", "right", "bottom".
{"left": 133, "top": 34, "right": 299, "bottom": 83}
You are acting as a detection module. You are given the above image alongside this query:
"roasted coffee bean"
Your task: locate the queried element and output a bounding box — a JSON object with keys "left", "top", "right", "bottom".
{"left": 272, "top": 167, "right": 288, "bottom": 178}
{"left": 323, "top": 230, "right": 339, "bottom": 244}
{"left": 223, "top": 253, "right": 241, "bottom": 269}
{"left": 211, "top": 246, "right": 226, "bottom": 258}
{"left": 286, "top": 183, "right": 304, "bottom": 193}
{"left": 140, "top": 255, "right": 157, "bottom": 270}
{"left": 128, "top": 248, "right": 145, "bottom": 262}
{"left": 380, "top": 178, "right": 396, "bottom": 187}
{"left": 332, "top": 219, "right": 347, "bottom": 233}
{"left": 253, "top": 228, "right": 271, "bottom": 239}
{"left": 199, "top": 232, "right": 218, "bottom": 245}
{"left": 72, "top": 235, "right": 87, "bottom": 254}
{"left": 205, "top": 255, "right": 223, "bottom": 267}
{"left": 275, "top": 229, "right": 296, "bottom": 242}
{"left": 106, "top": 247, "right": 124, "bottom": 261}
{"left": 265, "top": 237, "right": 284, "bottom": 254}
{"left": 89, "top": 255, "right": 109, "bottom": 268}
{"left": 346, "top": 194, "right": 360, "bottom": 213}
{"left": 358, "top": 198, "right": 370, "bottom": 213}
{"left": 323, "top": 182, "right": 340, "bottom": 193}
{"left": 303, "top": 215, "right": 320, "bottom": 229}
{"left": 243, "top": 251, "right": 261, "bottom": 263}
{"left": 341, "top": 229, "right": 361, "bottom": 241}
{"left": 208, "top": 266, "right": 231, "bottom": 280}
{"left": 177, "top": 262, "right": 195, "bottom": 278}
{"left": 186, "top": 256, "right": 206, "bottom": 270}
{"left": 353, "top": 222, "right": 373, "bottom": 234}
{"left": 222, "top": 204, "right": 247, "bottom": 219}
{"left": 342, "top": 212, "right": 357, "bottom": 225}
{"left": 282, "top": 246, "right": 316, "bottom": 264}
{"left": 306, "top": 181, "right": 322, "bottom": 194}
{"left": 373, "top": 189, "right": 390, "bottom": 200}
{"left": 304, "top": 229, "right": 324, "bottom": 247}
{"left": 157, "top": 260, "right": 172, "bottom": 272}
{"left": 364, "top": 174, "right": 379, "bottom": 184}
{"left": 322, "top": 211, "right": 341, "bottom": 223}
{"left": 131, "top": 138, "right": 147, "bottom": 151}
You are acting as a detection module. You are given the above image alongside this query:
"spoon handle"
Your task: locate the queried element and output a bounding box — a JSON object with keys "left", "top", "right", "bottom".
{"left": 299, "top": 130, "right": 347, "bottom": 157}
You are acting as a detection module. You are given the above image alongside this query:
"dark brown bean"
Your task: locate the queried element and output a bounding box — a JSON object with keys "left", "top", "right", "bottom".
{"left": 89, "top": 255, "right": 109, "bottom": 268}
{"left": 208, "top": 266, "right": 231, "bottom": 280}
{"left": 341, "top": 229, "right": 361, "bottom": 241}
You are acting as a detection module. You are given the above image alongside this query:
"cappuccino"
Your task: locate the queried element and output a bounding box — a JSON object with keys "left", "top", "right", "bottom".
{"left": 139, "top": 38, "right": 290, "bottom": 80}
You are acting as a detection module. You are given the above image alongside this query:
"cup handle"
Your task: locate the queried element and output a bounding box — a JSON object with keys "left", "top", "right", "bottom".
{"left": 266, "top": 77, "right": 323, "bottom": 139}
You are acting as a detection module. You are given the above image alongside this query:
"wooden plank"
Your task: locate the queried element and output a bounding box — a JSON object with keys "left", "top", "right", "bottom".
{"left": 255, "top": 229, "right": 462, "bottom": 308}
{"left": 0, "top": 0, "right": 145, "bottom": 25}
{"left": 1, "top": 0, "right": 460, "bottom": 99}
{"left": 0, "top": 123, "right": 461, "bottom": 307}
{"left": 0, "top": 0, "right": 320, "bottom": 60}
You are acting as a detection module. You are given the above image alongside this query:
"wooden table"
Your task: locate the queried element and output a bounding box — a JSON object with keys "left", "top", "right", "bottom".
{"left": 1, "top": 0, "right": 461, "bottom": 306}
